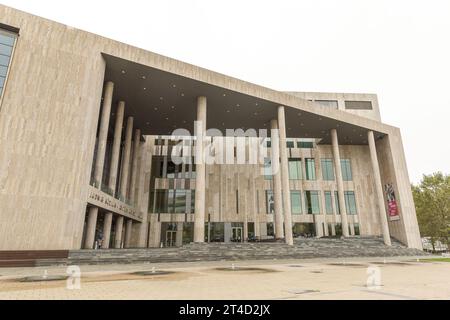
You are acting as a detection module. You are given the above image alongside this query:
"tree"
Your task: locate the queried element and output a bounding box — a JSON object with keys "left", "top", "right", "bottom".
{"left": 412, "top": 172, "right": 450, "bottom": 251}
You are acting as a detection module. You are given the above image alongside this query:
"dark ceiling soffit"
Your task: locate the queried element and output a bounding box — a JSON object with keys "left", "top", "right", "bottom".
{"left": 101, "top": 53, "right": 386, "bottom": 144}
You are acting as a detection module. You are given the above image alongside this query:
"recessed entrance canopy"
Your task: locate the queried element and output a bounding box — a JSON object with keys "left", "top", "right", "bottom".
{"left": 103, "top": 54, "right": 385, "bottom": 145}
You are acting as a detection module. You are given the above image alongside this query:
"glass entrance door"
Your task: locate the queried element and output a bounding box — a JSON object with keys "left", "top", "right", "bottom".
{"left": 166, "top": 231, "right": 176, "bottom": 247}
{"left": 231, "top": 227, "right": 243, "bottom": 243}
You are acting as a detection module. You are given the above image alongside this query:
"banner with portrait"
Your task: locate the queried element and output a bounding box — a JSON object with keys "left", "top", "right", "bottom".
{"left": 385, "top": 183, "right": 400, "bottom": 221}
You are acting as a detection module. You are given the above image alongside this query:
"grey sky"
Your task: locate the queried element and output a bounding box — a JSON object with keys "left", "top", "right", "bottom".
{"left": 2, "top": 0, "right": 449, "bottom": 183}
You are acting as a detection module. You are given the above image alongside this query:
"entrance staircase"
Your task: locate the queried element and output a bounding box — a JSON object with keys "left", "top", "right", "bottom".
{"left": 0, "top": 237, "right": 427, "bottom": 268}
{"left": 65, "top": 237, "right": 427, "bottom": 266}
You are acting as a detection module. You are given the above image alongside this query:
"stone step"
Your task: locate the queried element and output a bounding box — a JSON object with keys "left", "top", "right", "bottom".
{"left": 64, "top": 237, "right": 428, "bottom": 266}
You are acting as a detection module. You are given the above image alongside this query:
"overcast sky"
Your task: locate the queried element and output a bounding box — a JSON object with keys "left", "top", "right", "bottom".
{"left": 2, "top": 0, "right": 449, "bottom": 183}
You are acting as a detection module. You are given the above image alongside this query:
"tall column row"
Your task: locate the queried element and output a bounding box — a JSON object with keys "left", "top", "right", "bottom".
{"left": 84, "top": 81, "right": 143, "bottom": 250}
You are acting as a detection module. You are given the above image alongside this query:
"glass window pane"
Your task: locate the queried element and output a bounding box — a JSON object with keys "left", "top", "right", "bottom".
{"left": 341, "top": 159, "right": 353, "bottom": 181}
{"left": 155, "top": 190, "right": 169, "bottom": 213}
{"left": 0, "top": 65, "right": 7, "bottom": 77}
{"left": 168, "top": 190, "right": 175, "bottom": 213}
{"left": 0, "top": 44, "right": 12, "bottom": 56}
{"left": 291, "top": 191, "right": 302, "bottom": 214}
{"left": 335, "top": 191, "right": 341, "bottom": 215}
{"left": 305, "top": 191, "right": 320, "bottom": 214}
{"left": 0, "top": 33, "right": 15, "bottom": 46}
{"left": 287, "top": 141, "right": 295, "bottom": 148}
{"left": 174, "top": 190, "right": 186, "bottom": 213}
{"left": 266, "top": 191, "right": 274, "bottom": 214}
{"left": 298, "top": 141, "right": 314, "bottom": 149}
{"left": 344, "top": 191, "right": 358, "bottom": 215}
{"left": 325, "top": 191, "right": 333, "bottom": 214}
{"left": 289, "top": 158, "right": 302, "bottom": 180}
{"left": 321, "top": 159, "right": 335, "bottom": 181}
{"left": 305, "top": 159, "right": 316, "bottom": 181}
{"left": 0, "top": 76, "right": 5, "bottom": 88}
{"left": 315, "top": 100, "right": 338, "bottom": 109}
{"left": 0, "top": 55, "right": 10, "bottom": 67}
{"left": 264, "top": 157, "right": 272, "bottom": 180}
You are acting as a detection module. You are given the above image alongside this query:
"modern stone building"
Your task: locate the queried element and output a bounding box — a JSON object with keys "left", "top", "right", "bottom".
{"left": 0, "top": 5, "right": 422, "bottom": 252}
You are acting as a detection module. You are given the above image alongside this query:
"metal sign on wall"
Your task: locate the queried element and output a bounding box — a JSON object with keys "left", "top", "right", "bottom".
{"left": 87, "top": 186, "right": 142, "bottom": 222}
{"left": 385, "top": 183, "right": 400, "bottom": 221}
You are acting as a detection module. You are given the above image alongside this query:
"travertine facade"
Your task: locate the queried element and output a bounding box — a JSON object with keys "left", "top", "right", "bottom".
{"left": 0, "top": 5, "right": 422, "bottom": 251}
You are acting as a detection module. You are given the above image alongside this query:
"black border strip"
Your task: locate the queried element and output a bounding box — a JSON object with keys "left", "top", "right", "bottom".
{"left": 0, "top": 22, "right": 20, "bottom": 35}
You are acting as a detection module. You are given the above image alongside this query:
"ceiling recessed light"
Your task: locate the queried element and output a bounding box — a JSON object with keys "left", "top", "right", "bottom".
{"left": 172, "top": 84, "right": 177, "bottom": 88}
{"left": 143, "top": 87, "right": 147, "bottom": 90}
{"left": 223, "top": 94, "right": 227, "bottom": 97}
{"left": 121, "top": 70, "right": 126, "bottom": 74}
{"left": 227, "top": 110, "right": 230, "bottom": 113}
{"left": 236, "top": 104, "right": 240, "bottom": 107}
{"left": 154, "top": 107, "right": 158, "bottom": 111}
{"left": 141, "top": 76, "right": 146, "bottom": 80}
{"left": 255, "top": 103, "right": 259, "bottom": 106}
{"left": 181, "top": 93, "right": 185, "bottom": 97}
{"left": 160, "top": 97, "right": 164, "bottom": 100}
{"left": 165, "top": 117, "right": 169, "bottom": 121}
{"left": 171, "top": 106, "right": 176, "bottom": 109}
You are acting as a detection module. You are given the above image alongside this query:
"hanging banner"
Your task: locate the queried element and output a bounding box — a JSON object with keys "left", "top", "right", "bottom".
{"left": 385, "top": 183, "right": 400, "bottom": 221}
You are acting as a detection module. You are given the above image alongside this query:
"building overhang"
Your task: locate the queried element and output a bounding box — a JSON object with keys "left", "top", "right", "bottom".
{"left": 102, "top": 54, "right": 389, "bottom": 145}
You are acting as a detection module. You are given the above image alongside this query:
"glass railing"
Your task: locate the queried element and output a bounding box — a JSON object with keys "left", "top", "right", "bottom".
{"left": 100, "top": 183, "right": 115, "bottom": 197}
{"left": 89, "top": 176, "right": 135, "bottom": 207}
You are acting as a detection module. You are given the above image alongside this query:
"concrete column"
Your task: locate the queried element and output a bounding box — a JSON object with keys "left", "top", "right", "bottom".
{"left": 94, "top": 81, "right": 114, "bottom": 186}
{"left": 252, "top": 179, "right": 261, "bottom": 240}
{"left": 138, "top": 142, "right": 152, "bottom": 248}
{"left": 331, "top": 129, "right": 350, "bottom": 237}
{"left": 102, "top": 213, "right": 113, "bottom": 249}
{"left": 119, "top": 117, "right": 134, "bottom": 201}
{"left": 114, "top": 216, "right": 124, "bottom": 249}
{"left": 129, "top": 129, "right": 141, "bottom": 205}
{"left": 176, "top": 223, "right": 184, "bottom": 247}
{"left": 84, "top": 207, "right": 99, "bottom": 249}
{"left": 278, "top": 107, "right": 294, "bottom": 246}
{"left": 108, "top": 101, "right": 125, "bottom": 196}
{"left": 102, "top": 102, "right": 124, "bottom": 250}
{"left": 368, "top": 131, "right": 392, "bottom": 246}
{"left": 270, "top": 119, "right": 284, "bottom": 240}
{"left": 125, "top": 219, "right": 133, "bottom": 248}
{"left": 194, "top": 96, "right": 207, "bottom": 243}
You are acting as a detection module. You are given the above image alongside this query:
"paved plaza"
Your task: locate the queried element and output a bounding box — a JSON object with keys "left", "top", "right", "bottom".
{"left": 0, "top": 257, "right": 448, "bottom": 300}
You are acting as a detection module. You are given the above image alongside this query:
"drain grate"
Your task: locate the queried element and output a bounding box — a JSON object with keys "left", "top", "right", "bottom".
{"left": 289, "top": 265, "right": 304, "bottom": 268}
{"left": 328, "top": 263, "right": 367, "bottom": 267}
{"left": 19, "top": 275, "right": 68, "bottom": 283}
{"left": 132, "top": 271, "right": 174, "bottom": 276}
{"left": 370, "top": 262, "right": 412, "bottom": 266}
{"left": 287, "top": 289, "right": 320, "bottom": 295}
{"left": 214, "top": 267, "right": 277, "bottom": 273}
